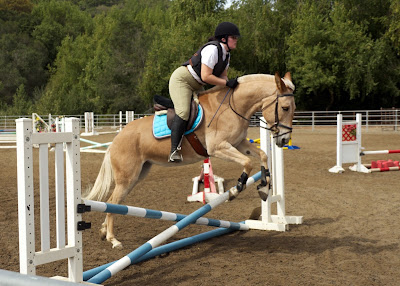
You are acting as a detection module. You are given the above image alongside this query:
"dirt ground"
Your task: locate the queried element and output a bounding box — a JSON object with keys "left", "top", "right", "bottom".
{"left": 1, "top": 126, "right": 400, "bottom": 286}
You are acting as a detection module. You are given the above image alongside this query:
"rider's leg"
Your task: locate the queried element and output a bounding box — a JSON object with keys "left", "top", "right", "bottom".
{"left": 169, "top": 114, "right": 187, "bottom": 162}
{"left": 168, "top": 66, "right": 203, "bottom": 162}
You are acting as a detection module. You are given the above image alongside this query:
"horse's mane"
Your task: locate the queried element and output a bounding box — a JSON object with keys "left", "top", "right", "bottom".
{"left": 198, "top": 74, "right": 295, "bottom": 95}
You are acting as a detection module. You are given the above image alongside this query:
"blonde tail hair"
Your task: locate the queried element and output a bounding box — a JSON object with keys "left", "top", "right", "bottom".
{"left": 83, "top": 147, "right": 114, "bottom": 201}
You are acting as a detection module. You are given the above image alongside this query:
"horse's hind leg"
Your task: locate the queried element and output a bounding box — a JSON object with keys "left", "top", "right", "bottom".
{"left": 102, "top": 161, "right": 152, "bottom": 249}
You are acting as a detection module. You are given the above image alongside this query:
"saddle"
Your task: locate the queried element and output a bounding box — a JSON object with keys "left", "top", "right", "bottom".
{"left": 154, "top": 94, "right": 199, "bottom": 131}
{"left": 153, "top": 95, "right": 208, "bottom": 157}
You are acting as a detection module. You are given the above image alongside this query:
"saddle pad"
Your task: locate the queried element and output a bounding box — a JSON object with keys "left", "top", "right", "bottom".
{"left": 153, "top": 105, "right": 203, "bottom": 139}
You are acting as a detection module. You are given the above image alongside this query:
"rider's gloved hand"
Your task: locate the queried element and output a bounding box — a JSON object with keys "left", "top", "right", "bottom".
{"left": 226, "top": 78, "right": 239, "bottom": 89}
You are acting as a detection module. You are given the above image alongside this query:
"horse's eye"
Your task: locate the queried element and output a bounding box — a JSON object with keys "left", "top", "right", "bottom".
{"left": 282, "top": 107, "right": 289, "bottom": 112}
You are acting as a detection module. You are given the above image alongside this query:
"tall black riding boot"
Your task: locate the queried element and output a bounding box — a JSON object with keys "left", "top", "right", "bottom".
{"left": 169, "top": 115, "right": 188, "bottom": 162}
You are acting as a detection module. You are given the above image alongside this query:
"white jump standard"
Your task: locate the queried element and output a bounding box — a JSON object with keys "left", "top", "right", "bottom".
{"left": 329, "top": 113, "right": 400, "bottom": 173}
{"left": 245, "top": 118, "right": 303, "bottom": 231}
{"left": 17, "top": 118, "right": 84, "bottom": 283}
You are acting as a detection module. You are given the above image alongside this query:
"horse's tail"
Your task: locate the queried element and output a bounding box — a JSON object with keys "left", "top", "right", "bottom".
{"left": 83, "top": 147, "right": 114, "bottom": 201}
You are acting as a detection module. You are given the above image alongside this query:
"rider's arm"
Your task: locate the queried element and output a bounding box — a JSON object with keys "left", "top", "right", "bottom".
{"left": 201, "top": 64, "right": 228, "bottom": 86}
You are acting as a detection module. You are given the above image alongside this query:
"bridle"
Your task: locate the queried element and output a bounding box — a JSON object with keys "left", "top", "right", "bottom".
{"left": 258, "top": 93, "right": 295, "bottom": 137}
{"left": 207, "top": 88, "right": 295, "bottom": 138}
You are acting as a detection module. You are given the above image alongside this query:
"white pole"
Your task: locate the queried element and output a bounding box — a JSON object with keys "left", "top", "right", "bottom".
{"left": 17, "top": 118, "right": 36, "bottom": 275}
{"left": 337, "top": 114, "right": 343, "bottom": 168}
{"left": 65, "top": 118, "right": 84, "bottom": 282}
{"left": 84, "top": 112, "right": 89, "bottom": 134}
{"left": 90, "top": 112, "right": 95, "bottom": 134}
{"left": 119, "top": 111, "right": 123, "bottom": 131}
{"left": 328, "top": 114, "right": 345, "bottom": 173}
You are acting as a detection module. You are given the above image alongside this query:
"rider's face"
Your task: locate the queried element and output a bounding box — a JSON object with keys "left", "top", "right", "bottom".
{"left": 227, "top": 35, "right": 238, "bottom": 50}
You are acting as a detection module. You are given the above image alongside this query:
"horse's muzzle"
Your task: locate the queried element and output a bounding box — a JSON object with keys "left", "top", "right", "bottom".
{"left": 274, "top": 131, "right": 291, "bottom": 147}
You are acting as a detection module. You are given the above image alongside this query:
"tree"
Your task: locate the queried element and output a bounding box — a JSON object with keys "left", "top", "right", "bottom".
{"left": 0, "top": 0, "right": 33, "bottom": 14}
{"left": 8, "top": 84, "right": 33, "bottom": 114}
{"left": 0, "top": 20, "right": 48, "bottom": 107}
{"left": 37, "top": 1, "right": 154, "bottom": 114}
{"left": 387, "top": 0, "right": 400, "bottom": 55}
{"left": 286, "top": 1, "right": 377, "bottom": 110}
{"left": 227, "top": 0, "right": 297, "bottom": 75}
{"left": 31, "top": 0, "right": 93, "bottom": 62}
{"left": 1, "top": 0, "right": 399, "bottom": 113}
{"left": 338, "top": 0, "right": 391, "bottom": 40}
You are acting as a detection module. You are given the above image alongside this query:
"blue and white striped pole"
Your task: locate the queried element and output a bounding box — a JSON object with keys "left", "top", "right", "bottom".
{"left": 84, "top": 200, "right": 249, "bottom": 230}
{"left": 87, "top": 193, "right": 228, "bottom": 284}
{"left": 80, "top": 138, "right": 112, "bottom": 150}
{"left": 87, "top": 171, "right": 261, "bottom": 284}
{"left": 83, "top": 225, "right": 239, "bottom": 281}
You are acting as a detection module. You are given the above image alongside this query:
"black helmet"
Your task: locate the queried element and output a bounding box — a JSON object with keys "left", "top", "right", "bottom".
{"left": 214, "top": 22, "right": 240, "bottom": 38}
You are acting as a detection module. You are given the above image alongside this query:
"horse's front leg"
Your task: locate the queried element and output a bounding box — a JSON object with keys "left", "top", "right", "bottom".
{"left": 210, "top": 142, "right": 254, "bottom": 200}
{"left": 236, "top": 139, "right": 270, "bottom": 201}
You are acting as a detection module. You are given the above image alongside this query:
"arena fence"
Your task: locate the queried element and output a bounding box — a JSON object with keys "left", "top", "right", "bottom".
{"left": 1, "top": 109, "right": 399, "bottom": 131}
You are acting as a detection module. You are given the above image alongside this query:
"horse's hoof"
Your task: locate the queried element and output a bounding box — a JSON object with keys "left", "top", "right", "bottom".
{"left": 228, "top": 186, "right": 239, "bottom": 200}
{"left": 112, "top": 241, "right": 123, "bottom": 249}
{"left": 249, "top": 207, "right": 261, "bottom": 220}
{"left": 257, "top": 188, "right": 269, "bottom": 201}
{"left": 99, "top": 229, "right": 106, "bottom": 240}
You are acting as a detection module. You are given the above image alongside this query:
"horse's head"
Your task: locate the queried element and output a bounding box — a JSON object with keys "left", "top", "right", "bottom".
{"left": 260, "top": 72, "right": 296, "bottom": 147}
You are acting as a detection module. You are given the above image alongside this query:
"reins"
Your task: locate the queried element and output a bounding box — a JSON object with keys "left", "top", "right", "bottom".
{"left": 207, "top": 88, "right": 232, "bottom": 128}
{"left": 207, "top": 87, "right": 294, "bottom": 138}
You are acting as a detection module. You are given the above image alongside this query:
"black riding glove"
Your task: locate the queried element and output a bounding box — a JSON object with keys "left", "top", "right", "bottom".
{"left": 226, "top": 78, "right": 239, "bottom": 89}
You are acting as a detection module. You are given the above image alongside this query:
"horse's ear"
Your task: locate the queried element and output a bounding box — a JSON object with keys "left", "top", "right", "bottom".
{"left": 275, "top": 72, "right": 287, "bottom": 93}
{"left": 284, "top": 72, "right": 292, "bottom": 82}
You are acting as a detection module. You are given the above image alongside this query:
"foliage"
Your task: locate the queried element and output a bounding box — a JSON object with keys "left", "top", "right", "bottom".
{"left": 7, "top": 84, "right": 33, "bottom": 115}
{"left": 0, "top": 19, "right": 48, "bottom": 106}
{"left": 387, "top": 0, "right": 400, "bottom": 55}
{"left": 286, "top": 0, "right": 396, "bottom": 110}
{"left": 31, "top": 0, "right": 93, "bottom": 61}
{"left": 227, "top": 0, "right": 297, "bottom": 75}
{"left": 0, "top": 0, "right": 33, "bottom": 14}
{"left": 0, "top": 0, "right": 399, "bottom": 114}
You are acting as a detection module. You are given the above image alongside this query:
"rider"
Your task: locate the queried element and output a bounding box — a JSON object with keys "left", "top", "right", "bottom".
{"left": 168, "top": 22, "right": 240, "bottom": 162}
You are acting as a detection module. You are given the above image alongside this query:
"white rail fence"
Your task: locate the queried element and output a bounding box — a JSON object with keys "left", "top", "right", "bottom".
{"left": 1, "top": 109, "right": 399, "bottom": 131}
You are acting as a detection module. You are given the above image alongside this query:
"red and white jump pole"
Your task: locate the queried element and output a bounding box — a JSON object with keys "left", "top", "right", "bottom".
{"left": 362, "top": 150, "right": 400, "bottom": 155}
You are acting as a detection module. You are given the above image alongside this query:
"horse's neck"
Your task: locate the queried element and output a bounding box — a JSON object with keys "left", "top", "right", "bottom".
{"left": 199, "top": 83, "right": 275, "bottom": 119}
{"left": 236, "top": 90, "right": 262, "bottom": 118}
{"left": 231, "top": 85, "right": 274, "bottom": 119}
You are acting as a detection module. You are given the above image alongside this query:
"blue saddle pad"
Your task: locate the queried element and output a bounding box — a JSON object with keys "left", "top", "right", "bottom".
{"left": 153, "top": 105, "right": 204, "bottom": 139}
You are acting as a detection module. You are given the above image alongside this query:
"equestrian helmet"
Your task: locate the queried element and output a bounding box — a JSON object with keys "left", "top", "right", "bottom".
{"left": 214, "top": 22, "right": 240, "bottom": 38}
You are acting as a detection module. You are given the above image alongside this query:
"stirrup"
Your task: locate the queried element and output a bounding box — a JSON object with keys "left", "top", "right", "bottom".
{"left": 168, "top": 148, "right": 183, "bottom": 163}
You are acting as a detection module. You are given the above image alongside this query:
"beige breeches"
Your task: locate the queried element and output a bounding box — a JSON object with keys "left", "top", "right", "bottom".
{"left": 169, "top": 66, "right": 203, "bottom": 121}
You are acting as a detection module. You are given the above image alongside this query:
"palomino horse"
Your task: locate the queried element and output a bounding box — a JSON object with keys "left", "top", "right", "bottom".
{"left": 85, "top": 72, "right": 296, "bottom": 249}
